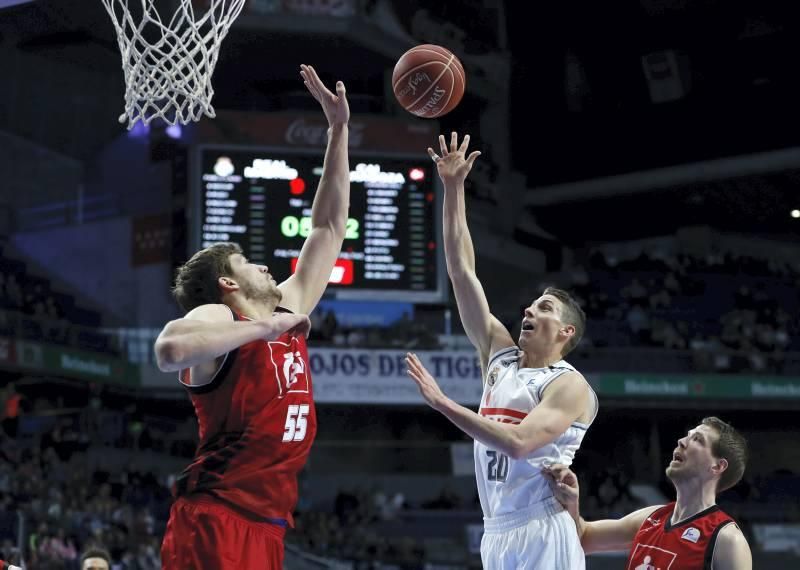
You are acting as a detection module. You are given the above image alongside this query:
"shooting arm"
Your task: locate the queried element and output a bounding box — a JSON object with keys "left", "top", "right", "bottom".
{"left": 279, "top": 124, "right": 349, "bottom": 314}
{"left": 443, "top": 180, "right": 512, "bottom": 361}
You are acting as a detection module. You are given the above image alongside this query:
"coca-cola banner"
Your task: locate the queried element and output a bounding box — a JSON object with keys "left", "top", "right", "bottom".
{"left": 196, "top": 111, "right": 438, "bottom": 154}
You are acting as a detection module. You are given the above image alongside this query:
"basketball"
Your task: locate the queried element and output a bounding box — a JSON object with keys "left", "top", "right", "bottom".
{"left": 392, "top": 44, "right": 466, "bottom": 119}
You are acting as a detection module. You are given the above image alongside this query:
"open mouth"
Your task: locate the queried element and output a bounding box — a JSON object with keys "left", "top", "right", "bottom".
{"left": 521, "top": 321, "right": 535, "bottom": 332}
{"left": 672, "top": 451, "right": 684, "bottom": 464}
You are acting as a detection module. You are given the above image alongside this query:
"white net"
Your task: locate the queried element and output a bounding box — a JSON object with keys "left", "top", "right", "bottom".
{"left": 101, "top": 0, "right": 246, "bottom": 129}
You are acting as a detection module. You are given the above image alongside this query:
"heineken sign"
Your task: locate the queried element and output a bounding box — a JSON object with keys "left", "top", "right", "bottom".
{"left": 596, "top": 374, "right": 800, "bottom": 400}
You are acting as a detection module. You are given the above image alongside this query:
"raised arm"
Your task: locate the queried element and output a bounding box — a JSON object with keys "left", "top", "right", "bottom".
{"left": 406, "top": 354, "right": 589, "bottom": 459}
{"left": 544, "top": 463, "right": 660, "bottom": 554}
{"left": 154, "top": 304, "right": 310, "bottom": 372}
{"left": 432, "top": 132, "right": 514, "bottom": 366}
{"left": 279, "top": 64, "right": 350, "bottom": 315}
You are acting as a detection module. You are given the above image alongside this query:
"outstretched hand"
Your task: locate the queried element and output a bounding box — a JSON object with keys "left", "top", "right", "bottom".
{"left": 427, "top": 131, "right": 481, "bottom": 186}
{"left": 405, "top": 352, "right": 448, "bottom": 411}
{"left": 300, "top": 64, "right": 349, "bottom": 127}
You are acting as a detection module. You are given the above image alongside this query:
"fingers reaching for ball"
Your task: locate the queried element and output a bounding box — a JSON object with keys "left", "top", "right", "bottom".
{"left": 439, "top": 134, "right": 449, "bottom": 157}
{"left": 429, "top": 132, "right": 481, "bottom": 183}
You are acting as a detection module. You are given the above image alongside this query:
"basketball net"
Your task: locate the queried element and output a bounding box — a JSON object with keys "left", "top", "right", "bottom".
{"left": 100, "top": 0, "right": 246, "bottom": 129}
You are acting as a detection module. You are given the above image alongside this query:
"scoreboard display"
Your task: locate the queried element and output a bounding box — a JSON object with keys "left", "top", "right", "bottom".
{"left": 193, "top": 146, "right": 446, "bottom": 302}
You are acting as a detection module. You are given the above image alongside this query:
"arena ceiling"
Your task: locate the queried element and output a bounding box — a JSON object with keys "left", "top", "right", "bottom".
{"left": 1, "top": 0, "right": 798, "bottom": 241}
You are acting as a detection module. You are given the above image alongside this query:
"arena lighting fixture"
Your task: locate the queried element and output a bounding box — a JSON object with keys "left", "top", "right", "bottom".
{"left": 791, "top": 209, "right": 800, "bottom": 219}
{"left": 166, "top": 124, "right": 182, "bottom": 139}
{"left": 0, "top": 1, "right": 35, "bottom": 8}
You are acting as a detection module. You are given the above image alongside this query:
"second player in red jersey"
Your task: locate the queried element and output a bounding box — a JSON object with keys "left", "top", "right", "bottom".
{"left": 545, "top": 417, "right": 753, "bottom": 570}
{"left": 627, "top": 502, "right": 735, "bottom": 569}
{"left": 155, "top": 63, "right": 351, "bottom": 569}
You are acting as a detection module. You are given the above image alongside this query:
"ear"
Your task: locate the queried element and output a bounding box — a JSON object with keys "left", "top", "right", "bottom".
{"left": 560, "top": 323, "right": 576, "bottom": 339}
{"left": 711, "top": 457, "right": 728, "bottom": 477}
{"left": 218, "top": 276, "right": 239, "bottom": 294}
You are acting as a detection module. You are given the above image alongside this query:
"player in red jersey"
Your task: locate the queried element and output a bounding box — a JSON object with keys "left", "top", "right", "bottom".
{"left": 544, "top": 417, "right": 752, "bottom": 570}
{"left": 154, "top": 64, "right": 350, "bottom": 569}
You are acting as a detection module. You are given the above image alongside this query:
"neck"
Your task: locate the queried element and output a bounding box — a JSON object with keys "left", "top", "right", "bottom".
{"left": 672, "top": 480, "right": 717, "bottom": 523}
{"left": 228, "top": 297, "right": 280, "bottom": 321}
{"left": 519, "top": 348, "right": 563, "bottom": 369}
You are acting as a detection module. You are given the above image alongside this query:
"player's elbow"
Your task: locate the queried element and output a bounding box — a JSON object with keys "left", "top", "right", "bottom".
{"left": 154, "top": 337, "right": 184, "bottom": 372}
{"left": 507, "top": 431, "right": 533, "bottom": 460}
{"left": 509, "top": 425, "right": 556, "bottom": 459}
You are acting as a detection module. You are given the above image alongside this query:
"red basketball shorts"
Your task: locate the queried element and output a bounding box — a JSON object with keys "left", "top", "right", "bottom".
{"left": 161, "top": 494, "right": 285, "bottom": 569}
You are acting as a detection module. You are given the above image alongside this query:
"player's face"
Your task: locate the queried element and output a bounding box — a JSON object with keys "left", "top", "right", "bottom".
{"left": 228, "top": 254, "right": 281, "bottom": 302}
{"left": 666, "top": 424, "right": 720, "bottom": 484}
{"left": 82, "top": 558, "right": 110, "bottom": 570}
{"left": 519, "top": 295, "right": 567, "bottom": 352}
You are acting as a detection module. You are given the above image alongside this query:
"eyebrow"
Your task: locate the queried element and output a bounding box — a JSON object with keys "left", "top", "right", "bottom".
{"left": 690, "top": 430, "right": 706, "bottom": 443}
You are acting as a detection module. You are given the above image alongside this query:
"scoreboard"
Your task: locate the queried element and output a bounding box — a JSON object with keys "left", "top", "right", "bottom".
{"left": 192, "top": 146, "right": 446, "bottom": 303}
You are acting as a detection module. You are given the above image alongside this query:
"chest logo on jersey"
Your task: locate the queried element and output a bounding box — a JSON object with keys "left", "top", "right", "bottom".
{"left": 487, "top": 366, "right": 499, "bottom": 386}
{"left": 681, "top": 527, "right": 700, "bottom": 543}
{"left": 628, "top": 544, "right": 677, "bottom": 570}
{"left": 646, "top": 516, "right": 661, "bottom": 527}
{"left": 268, "top": 339, "right": 310, "bottom": 397}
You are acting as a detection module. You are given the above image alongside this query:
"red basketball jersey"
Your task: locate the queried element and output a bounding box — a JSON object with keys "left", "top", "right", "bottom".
{"left": 627, "top": 502, "right": 736, "bottom": 570}
{"left": 174, "top": 308, "right": 316, "bottom": 527}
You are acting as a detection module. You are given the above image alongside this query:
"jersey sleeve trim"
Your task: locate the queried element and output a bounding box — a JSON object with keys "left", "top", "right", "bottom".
{"left": 534, "top": 368, "right": 572, "bottom": 403}
{"left": 487, "top": 346, "right": 518, "bottom": 370}
{"left": 703, "top": 520, "right": 734, "bottom": 570}
{"left": 180, "top": 306, "right": 240, "bottom": 395}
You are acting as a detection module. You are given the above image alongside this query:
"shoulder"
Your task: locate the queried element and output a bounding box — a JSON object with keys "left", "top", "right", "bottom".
{"left": 623, "top": 504, "right": 664, "bottom": 528}
{"left": 184, "top": 304, "right": 235, "bottom": 322}
{"left": 624, "top": 505, "right": 670, "bottom": 526}
{"left": 713, "top": 523, "right": 752, "bottom": 569}
{"left": 541, "top": 370, "right": 590, "bottom": 401}
{"left": 715, "top": 523, "right": 750, "bottom": 550}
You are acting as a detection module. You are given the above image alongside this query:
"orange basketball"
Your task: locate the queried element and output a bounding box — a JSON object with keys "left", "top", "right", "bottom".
{"left": 392, "top": 44, "right": 466, "bottom": 119}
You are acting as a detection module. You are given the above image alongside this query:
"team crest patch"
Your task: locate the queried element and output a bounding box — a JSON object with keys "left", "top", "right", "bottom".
{"left": 268, "top": 338, "right": 310, "bottom": 397}
{"left": 487, "top": 366, "right": 499, "bottom": 386}
{"left": 681, "top": 527, "right": 700, "bottom": 543}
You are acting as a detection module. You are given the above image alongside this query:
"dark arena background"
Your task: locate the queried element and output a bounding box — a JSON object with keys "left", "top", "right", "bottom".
{"left": 1, "top": 1, "right": 799, "bottom": 568}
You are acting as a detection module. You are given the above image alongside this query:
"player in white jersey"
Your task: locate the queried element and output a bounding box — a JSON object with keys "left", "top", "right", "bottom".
{"left": 405, "top": 132, "right": 599, "bottom": 569}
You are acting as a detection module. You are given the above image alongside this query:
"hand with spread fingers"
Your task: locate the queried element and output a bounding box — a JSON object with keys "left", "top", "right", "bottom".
{"left": 427, "top": 131, "right": 482, "bottom": 186}
{"left": 405, "top": 352, "right": 449, "bottom": 412}
{"left": 300, "top": 64, "right": 349, "bottom": 127}
{"left": 542, "top": 463, "right": 581, "bottom": 518}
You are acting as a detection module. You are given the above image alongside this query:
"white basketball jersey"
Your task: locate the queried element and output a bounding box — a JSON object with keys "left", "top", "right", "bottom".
{"left": 474, "top": 346, "right": 598, "bottom": 519}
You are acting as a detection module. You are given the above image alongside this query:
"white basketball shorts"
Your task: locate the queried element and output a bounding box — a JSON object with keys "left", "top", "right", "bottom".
{"left": 480, "top": 496, "right": 585, "bottom": 570}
